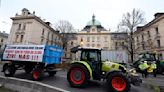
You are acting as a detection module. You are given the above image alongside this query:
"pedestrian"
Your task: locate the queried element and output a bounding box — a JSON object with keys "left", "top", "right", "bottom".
{"left": 139, "top": 61, "right": 149, "bottom": 78}
{"left": 151, "top": 61, "right": 157, "bottom": 77}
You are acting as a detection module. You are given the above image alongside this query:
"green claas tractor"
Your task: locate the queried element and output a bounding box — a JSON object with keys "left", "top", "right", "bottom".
{"left": 67, "top": 47, "right": 142, "bottom": 92}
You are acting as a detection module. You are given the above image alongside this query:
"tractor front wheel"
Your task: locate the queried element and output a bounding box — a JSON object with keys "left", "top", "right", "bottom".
{"left": 106, "top": 72, "right": 131, "bottom": 92}
{"left": 67, "top": 64, "right": 89, "bottom": 88}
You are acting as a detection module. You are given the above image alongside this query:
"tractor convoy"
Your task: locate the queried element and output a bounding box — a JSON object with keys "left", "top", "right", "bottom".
{"left": 1, "top": 45, "right": 142, "bottom": 92}
{"left": 67, "top": 46, "right": 142, "bottom": 92}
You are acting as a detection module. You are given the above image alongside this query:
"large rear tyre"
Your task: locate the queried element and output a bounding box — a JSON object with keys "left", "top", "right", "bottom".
{"left": 106, "top": 72, "right": 131, "bottom": 92}
{"left": 3, "top": 63, "right": 16, "bottom": 77}
{"left": 67, "top": 64, "right": 89, "bottom": 88}
{"left": 32, "top": 68, "right": 43, "bottom": 81}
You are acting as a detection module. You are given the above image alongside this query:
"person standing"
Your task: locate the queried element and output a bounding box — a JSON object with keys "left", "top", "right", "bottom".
{"left": 151, "top": 61, "right": 157, "bottom": 77}
{"left": 139, "top": 61, "right": 149, "bottom": 78}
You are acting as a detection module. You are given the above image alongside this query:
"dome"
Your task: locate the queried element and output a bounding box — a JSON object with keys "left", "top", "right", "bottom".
{"left": 86, "top": 15, "right": 101, "bottom": 26}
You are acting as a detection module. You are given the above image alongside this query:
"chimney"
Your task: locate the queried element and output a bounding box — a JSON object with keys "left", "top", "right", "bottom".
{"left": 45, "top": 22, "right": 50, "bottom": 26}
{"left": 136, "top": 26, "right": 143, "bottom": 31}
{"left": 154, "top": 13, "right": 164, "bottom": 18}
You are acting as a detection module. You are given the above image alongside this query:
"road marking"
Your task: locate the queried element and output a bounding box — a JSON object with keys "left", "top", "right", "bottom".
{"left": 0, "top": 76, "right": 70, "bottom": 92}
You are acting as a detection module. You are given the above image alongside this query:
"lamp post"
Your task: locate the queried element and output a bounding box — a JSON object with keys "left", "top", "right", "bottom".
{"left": 80, "top": 39, "right": 84, "bottom": 47}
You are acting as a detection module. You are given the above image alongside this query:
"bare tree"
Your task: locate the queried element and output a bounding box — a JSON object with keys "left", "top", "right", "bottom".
{"left": 118, "top": 8, "right": 146, "bottom": 62}
{"left": 54, "top": 20, "right": 74, "bottom": 49}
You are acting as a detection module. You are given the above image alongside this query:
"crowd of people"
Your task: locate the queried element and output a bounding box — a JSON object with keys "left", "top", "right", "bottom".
{"left": 138, "top": 61, "right": 157, "bottom": 78}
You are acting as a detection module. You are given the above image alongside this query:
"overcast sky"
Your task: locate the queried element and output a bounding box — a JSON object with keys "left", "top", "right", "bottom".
{"left": 0, "top": 0, "right": 164, "bottom": 33}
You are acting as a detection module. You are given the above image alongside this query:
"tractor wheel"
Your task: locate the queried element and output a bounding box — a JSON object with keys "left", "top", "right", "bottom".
{"left": 32, "top": 68, "right": 43, "bottom": 81}
{"left": 48, "top": 71, "right": 56, "bottom": 77}
{"left": 3, "top": 63, "right": 16, "bottom": 77}
{"left": 106, "top": 72, "right": 131, "bottom": 92}
{"left": 67, "top": 64, "right": 89, "bottom": 88}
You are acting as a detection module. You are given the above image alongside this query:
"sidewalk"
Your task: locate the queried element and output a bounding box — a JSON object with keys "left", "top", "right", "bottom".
{"left": 0, "top": 87, "right": 14, "bottom": 92}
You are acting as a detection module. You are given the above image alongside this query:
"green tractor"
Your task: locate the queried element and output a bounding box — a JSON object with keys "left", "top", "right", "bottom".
{"left": 67, "top": 47, "right": 141, "bottom": 92}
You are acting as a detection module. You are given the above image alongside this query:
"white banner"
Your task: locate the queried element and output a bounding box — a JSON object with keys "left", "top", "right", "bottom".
{"left": 2, "top": 45, "right": 45, "bottom": 62}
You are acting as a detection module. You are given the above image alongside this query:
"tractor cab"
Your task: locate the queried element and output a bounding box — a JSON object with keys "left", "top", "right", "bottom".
{"left": 71, "top": 46, "right": 102, "bottom": 80}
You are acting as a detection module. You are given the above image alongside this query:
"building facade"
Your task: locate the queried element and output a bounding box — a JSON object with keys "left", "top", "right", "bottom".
{"left": 110, "top": 32, "right": 128, "bottom": 50}
{"left": 134, "top": 13, "right": 164, "bottom": 60}
{"left": 77, "top": 15, "right": 111, "bottom": 50}
{"left": 8, "top": 8, "right": 62, "bottom": 46}
{"left": 0, "top": 31, "right": 8, "bottom": 51}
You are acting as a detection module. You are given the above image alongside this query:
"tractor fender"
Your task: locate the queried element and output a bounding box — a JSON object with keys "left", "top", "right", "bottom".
{"left": 71, "top": 61, "right": 92, "bottom": 79}
{"left": 105, "top": 70, "right": 122, "bottom": 79}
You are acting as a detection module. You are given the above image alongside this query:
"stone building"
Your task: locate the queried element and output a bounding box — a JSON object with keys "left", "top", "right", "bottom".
{"left": 0, "top": 31, "right": 8, "bottom": 50}
{"left": 110, "top": 32, "right": 128, "bottom": 50}
{"left": 8, "top": 8, "right": 62, "bottom": 46}
{"left": 134, "top": 13, "right": 164, "bottom": 60}
{"left": 77, "top": 15, "right": 111, "bottom": 50}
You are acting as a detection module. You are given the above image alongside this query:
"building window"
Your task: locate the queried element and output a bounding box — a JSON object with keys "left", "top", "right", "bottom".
{"left": 23, "top": 24, "right": 26, "bottom": 30}
{"left": 97, "top": 37, "right": 100, "bottom": 42}
{"left": 142, "top": 43, "right": 145, "bottom": 50}
{"left": 51, "top": 34, "right": 53, "bottom": 41}
{"left": 115, "top": 42, "right": 118, "bottom": 50}
{"left": 115, "top": 42, "right": 118, "bottom": 46}
{"left": 15, "top": 35, "right": 19, "bottom": 42}
{"left": 97, "top": 44, "right": 100, "bottom": 47}
{"left": 122, "top": 42, "right": 124, "bottom": 46}
{"left": 136, "top": 36, "right": 139, "bottom": 42}
{"left": 1, "top": 39, "right": 3, "bottom": 43}
{"left": 41, "top": 39, "right": 44, "bottom": 43}
{"left": 92, "top": 28, "right": 95, "bottom": 32}
{"left": 42, "top": 29, "right": 45, "bottom": 35}
{"left": 47, "top": 32, "right": 50, "bottom": 40}
{"left": 20, "top": 35, "right": 24, "bottom": 42}
{"left": 147, "top": 31, "right": 150, "bottom": 37}
{"left": 104, "top": 36, "right": 107, "bottom": 42}
{"left": 157, "top": 40, "right": 161, "bottom": 48}
{"left": 71, "top": 41, "right": 73, "bottom": 46}
{"left": 86, "top": 44, "right": 90, "bottom": 47}
{"left": 142, "top": 34, "right": 144, "bottom": 41}
{"left": 159, "top": 54, "right": 163, "bottom": 60}
{"left": 87, "top": 37, "right": 90, "bottom": 42}
{"left": 18, "top": 24, "right": 21, "bottom": 30}
{"left": 155, "top": 27, "right": 159, "bottom": 34}
{"left": 92, "top": 44, "right": 95, "bottom": 47}
{"left": 92, "top": 37, "right": 95, "bottom": 42}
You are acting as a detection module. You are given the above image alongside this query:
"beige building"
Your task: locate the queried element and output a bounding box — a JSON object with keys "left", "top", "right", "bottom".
{"left": 8, "top": 8, "right": 62, "bottom": 46}
{"left": 0, "top": 31, "right": 8, "bottom": 50}
{"left": 77, "top": 15, "right": 111, "bottom": 50}
{"left": 134, "top": 13, "right": 164, "bottom": 60}
{"left": 63, "top": 15, "right": 128, "bottom": 61}
{"left": 110, "top": 32, "right": 128, "bottom": 50}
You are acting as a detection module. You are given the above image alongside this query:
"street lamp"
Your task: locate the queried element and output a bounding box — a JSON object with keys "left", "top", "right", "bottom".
{"left": 80, "top": 39, "right": 84, "bottom": 47}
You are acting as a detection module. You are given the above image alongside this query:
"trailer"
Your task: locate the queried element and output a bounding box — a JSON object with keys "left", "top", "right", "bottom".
{"left": 1, "top": 45, "right": 63, "bottom": 80}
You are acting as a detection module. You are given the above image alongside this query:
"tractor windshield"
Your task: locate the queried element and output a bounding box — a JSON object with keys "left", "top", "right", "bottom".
{"left": 81, "top": 50, "right": 100, "bottom": 62}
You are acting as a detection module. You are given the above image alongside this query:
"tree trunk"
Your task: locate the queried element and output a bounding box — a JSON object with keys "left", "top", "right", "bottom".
{"left": 130, "top": 30, "right": 134, "bottom": 63}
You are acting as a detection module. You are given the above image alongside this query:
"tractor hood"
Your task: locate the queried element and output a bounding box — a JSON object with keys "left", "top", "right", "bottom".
{"left": 102, "top": 61, "right": 127, "bottom": 72}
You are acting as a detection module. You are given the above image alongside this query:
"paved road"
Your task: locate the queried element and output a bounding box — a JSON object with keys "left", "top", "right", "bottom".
{"left": 0, "top": 63, "right": 157, "bottom": 92}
